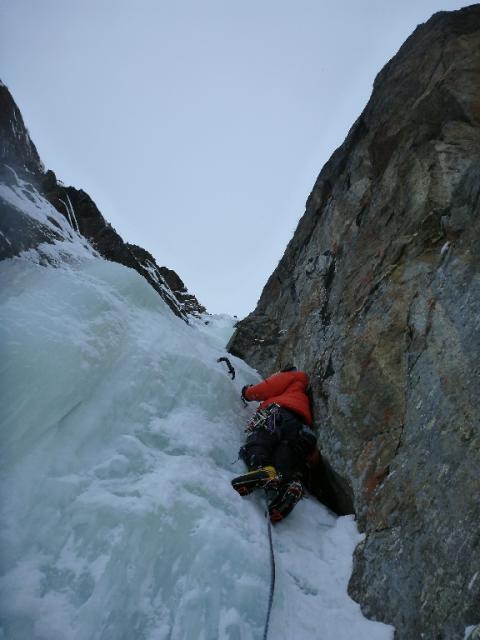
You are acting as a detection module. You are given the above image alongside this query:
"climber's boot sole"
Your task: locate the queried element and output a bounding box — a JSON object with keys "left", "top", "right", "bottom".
{"left": 231, "top": 466, "right": 278, "bottom": 496}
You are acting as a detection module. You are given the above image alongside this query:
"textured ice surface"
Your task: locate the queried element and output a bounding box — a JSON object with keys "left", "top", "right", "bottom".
{"left": 0, "top": 250, "right": 394, "bottom": 640}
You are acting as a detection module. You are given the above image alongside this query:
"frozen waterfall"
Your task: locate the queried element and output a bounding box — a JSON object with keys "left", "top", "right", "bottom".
{"left": 0, "top": 186, "right": 394, "bottom": 640}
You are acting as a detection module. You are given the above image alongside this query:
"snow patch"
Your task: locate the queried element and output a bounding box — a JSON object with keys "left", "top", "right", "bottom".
{"left": 0, "top": 169, "right": 95, "bottom": 264}
{"left": 468, "top": 571, "right": 478, "bottom": 590}
{"left": 465, "top": 625, "right": 480, "bottom": 639}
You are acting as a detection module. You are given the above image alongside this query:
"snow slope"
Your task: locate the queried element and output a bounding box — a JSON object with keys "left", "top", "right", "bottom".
{"left": 0, "top": 195, "right": 394, "bottom": 639}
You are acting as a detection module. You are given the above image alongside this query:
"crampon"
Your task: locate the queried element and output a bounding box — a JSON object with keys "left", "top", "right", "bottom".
{"left": 268, "top": 480, "right": 304, "bottom": 523}
{"left": 231, "top": 466, "right": 278, "bottom": 496}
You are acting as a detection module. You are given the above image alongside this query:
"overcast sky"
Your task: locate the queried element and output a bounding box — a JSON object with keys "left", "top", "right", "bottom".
{"left": 1, "top": 0, "right": 468, "bottom": 317}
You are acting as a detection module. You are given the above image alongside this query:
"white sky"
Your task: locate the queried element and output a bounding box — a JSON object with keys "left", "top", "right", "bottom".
{"left": 0, "top": 0, "right": 468, "bottom": 317}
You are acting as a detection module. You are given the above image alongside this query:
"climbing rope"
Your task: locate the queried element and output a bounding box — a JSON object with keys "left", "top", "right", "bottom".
{"left": 225, "top": 372, "right": 275, "bottom": 638}
{"left": 263, "top": 496, "right": 276, "bottom": 640}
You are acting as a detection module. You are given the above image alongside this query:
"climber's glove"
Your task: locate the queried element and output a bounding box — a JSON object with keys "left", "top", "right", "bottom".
{"left": 241, "top": 385, "right": 253, "bottom": 401}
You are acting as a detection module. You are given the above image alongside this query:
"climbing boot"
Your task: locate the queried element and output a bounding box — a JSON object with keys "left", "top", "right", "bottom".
{"left": 231, "top": 466, "right": 278, "bottom": 496}
{"left": 263, "top": 478, "right": 281, "bottom": 504}
{"left": 268, "top": 480, "right": 304, "bottom": 523}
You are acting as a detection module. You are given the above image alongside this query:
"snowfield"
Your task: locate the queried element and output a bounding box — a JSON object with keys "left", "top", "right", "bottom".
{"left": 0, "top": 190, "right": 394, "bottom": 639}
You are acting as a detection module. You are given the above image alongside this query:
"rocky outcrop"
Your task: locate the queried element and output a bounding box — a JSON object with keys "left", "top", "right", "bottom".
{"left": 126, "top": 243, "right": 206, "bottom": 317}
{"left": 0, "top": 82, "right": 205, "bottom": 320}
{"left": 228, "top": 6, "right": 480, "bottom": 638}
{"left": 0, "top": 79, "right": 43, "bottom": 178}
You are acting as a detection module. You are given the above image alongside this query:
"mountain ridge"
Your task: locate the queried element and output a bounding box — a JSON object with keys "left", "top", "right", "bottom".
{"left": 0, "top": 82, "right": 205, "bottom": 320}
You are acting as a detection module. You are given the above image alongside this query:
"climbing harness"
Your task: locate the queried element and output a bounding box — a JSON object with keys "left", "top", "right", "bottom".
{"left": 263, "top": 494, "right": 276, "bottom": 640}
{"left": 217, "top": 356, "right": 236, "bottom": 380}
{"left": 244, "top": 404, "right": 281, "bottom": 434}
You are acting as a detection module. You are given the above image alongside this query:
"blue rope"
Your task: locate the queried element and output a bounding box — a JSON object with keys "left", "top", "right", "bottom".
{"left": 263, "top": 499, "right": 276, "bottom": 640}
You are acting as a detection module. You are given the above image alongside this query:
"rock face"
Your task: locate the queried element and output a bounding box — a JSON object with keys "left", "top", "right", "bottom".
{"left": 228, "top": 6, "right": 480, "bottom": 639}
{"left": 0, "top": 81, "right": 205, "bottom": 320}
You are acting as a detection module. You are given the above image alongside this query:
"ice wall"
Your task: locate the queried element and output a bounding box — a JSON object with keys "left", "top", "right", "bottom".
{"left": 0, "top": 245, "right": 393, "bottom": 640}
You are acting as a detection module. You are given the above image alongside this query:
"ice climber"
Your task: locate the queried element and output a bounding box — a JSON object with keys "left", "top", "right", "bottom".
{"left": 231, "top": 366, "right": 317, "bottom": 523}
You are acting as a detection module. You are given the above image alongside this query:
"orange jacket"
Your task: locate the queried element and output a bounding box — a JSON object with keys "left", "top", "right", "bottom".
{"left": 244, "top": 371, "right": 313, "bottom": 426}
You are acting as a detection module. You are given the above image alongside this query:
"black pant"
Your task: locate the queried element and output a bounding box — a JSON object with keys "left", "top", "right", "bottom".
{"left": 239, "top": 407, "right": 316, "bottom": 483}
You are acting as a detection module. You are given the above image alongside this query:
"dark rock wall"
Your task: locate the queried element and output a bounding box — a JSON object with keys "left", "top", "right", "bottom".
{"left": 0, "top": 83, "right": 205, "bottom": 320}
{"left": 0, "top": 80, "right": 43, "bottom": 177}
{"left": 228, "top": 6, "right": 480, "bottom": 638}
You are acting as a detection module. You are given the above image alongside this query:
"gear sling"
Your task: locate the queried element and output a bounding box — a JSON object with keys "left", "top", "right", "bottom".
{"left": 239, "top": 403, "right": 317, "bottom": 482}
